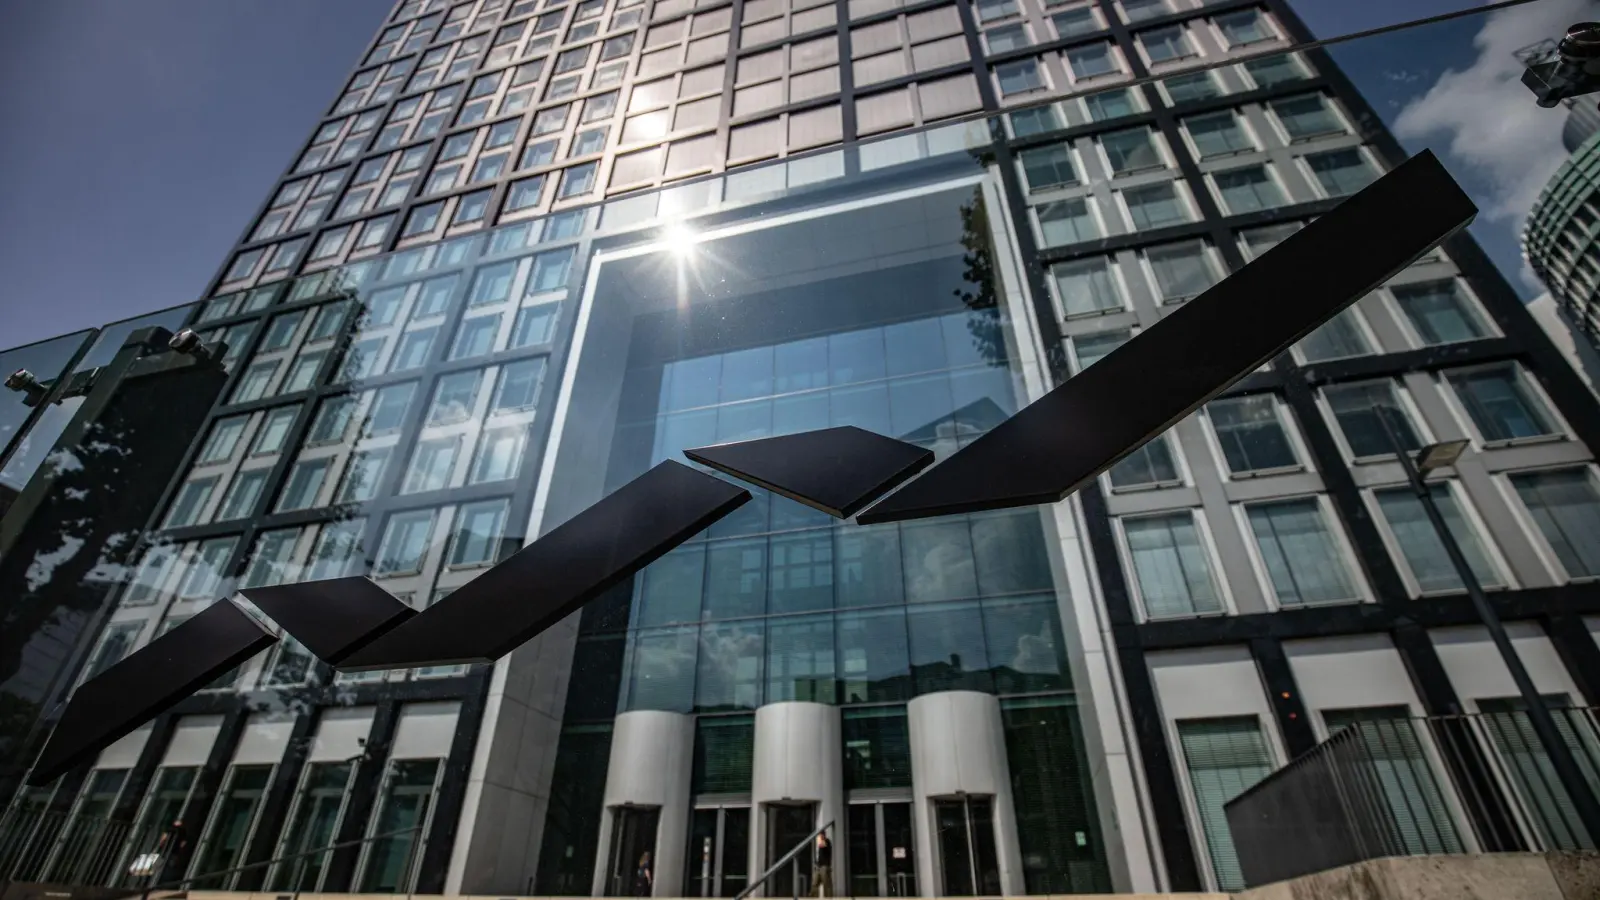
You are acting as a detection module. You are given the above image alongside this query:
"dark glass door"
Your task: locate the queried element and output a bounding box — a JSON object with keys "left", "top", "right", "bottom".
{"left": 684, "top": 806, "right": 751, "bottom": 897}
{"left": 847, "top": 805, "right": 878, "bottom": 897}
{"left": 765, "top": 803, "right": 816, "bottom": 897}
{"left": 883, "top": 802, "right": 916, "bottom": 897}
{"left": 934, "top": 796, "right": 998, "bottom": 897}
{"left": 607, "top": 806, "right": 661, "bottom": 896}
{"left": 268, "top": 761, "right": 354, "bottom": 891}
{"left": 191, "top": 765, "right": 273, "bottom": 888}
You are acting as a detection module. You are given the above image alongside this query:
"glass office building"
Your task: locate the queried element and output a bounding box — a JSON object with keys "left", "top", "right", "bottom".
{"left": 4, "top": 1, "right": 1600, "bottom": 897}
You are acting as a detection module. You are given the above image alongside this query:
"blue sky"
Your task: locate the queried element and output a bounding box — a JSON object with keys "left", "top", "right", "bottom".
{"left": 0, "top": 0, "right": 1588, "bottom": 348}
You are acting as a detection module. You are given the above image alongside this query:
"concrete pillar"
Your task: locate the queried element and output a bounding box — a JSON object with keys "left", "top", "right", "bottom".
{"left": 593, "top": 710, "right": 695, "bottom": 897}
{"left": 749, "top": 702, "right": 844, "bottom": 897}
{"left": 907, "top": 691, "right": 1025, "bottom": 897}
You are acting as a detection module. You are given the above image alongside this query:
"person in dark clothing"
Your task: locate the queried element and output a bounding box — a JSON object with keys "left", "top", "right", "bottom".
{"left": 811, "top": 833, "right": 833, "bottom": 897}
{"left": 633, "top": 850, "right": 653, "bottom": 897}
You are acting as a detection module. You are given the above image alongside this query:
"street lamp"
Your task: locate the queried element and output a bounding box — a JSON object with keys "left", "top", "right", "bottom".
{"left": 1376, "top": 406, "right": 1600, "bottom": 841}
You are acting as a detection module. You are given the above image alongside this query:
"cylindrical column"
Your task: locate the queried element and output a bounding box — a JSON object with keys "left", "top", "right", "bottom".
{"left": 594, "top": 710, "right": 695, "bottom": 897}
{"left": 907, "top": 691, "right": 1025, "bottom": 897}
{"left": 750, "top": 702, "right": 843, "bottom": 897}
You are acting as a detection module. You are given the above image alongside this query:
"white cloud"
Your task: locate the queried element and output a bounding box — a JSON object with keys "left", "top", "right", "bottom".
{"left": 1393, "top": 0, "right": 1600, "bottom": 287}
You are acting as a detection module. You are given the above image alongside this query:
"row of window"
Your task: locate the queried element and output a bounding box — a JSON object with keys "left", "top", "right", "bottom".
{"left": 1018, "top": 92, "right": 1353, "bottom": 192}
{"left": 8, "top": 750, "right": 443, "bottom": 893}
{"left": 991, "top": 7, "right": 1281, "bottom": 99}
{"left": 1116, "top": 466, "right": 1600, "bottom": 622}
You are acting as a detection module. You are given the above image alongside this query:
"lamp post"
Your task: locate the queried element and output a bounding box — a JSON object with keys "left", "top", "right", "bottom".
{"left": 1377, "top": 405, "right": 1600, "bottom": 842}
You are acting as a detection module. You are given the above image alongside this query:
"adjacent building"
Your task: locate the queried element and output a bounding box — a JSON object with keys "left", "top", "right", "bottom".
{"left": 3, "top": 0, "right": 1600, "bottom": 897}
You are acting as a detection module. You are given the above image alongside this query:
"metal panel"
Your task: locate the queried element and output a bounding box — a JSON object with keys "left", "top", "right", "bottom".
{"left": 28, "top": 601, "right": 276, "bottom": 785}
{"left": 857, "top": 150, "right": 1478, "bottom": 523}
{"left": 685, "top": 425, "right": 933, "bottom": 518}
{"left": 240, "top": 575, "right": 416, "bottom": 665}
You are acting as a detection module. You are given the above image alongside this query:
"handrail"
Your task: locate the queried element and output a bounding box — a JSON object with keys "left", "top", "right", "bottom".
{"left": 140, "top": 823, "right": 425, "bottom": 897}
{"left": 733, "top": 819, "right": 833, "bottom": 900}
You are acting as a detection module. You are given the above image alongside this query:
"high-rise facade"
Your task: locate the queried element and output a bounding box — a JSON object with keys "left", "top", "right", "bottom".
{"left": 4, "top": 0, "right": 1600, "bottom": 897}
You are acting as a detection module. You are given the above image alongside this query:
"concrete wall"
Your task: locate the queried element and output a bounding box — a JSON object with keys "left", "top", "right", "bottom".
{"left": 1236, "top": 852, "right": 1600, "bottom": 900}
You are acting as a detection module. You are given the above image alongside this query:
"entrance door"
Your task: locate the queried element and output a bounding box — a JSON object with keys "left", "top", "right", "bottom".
{"left": 684, "top": 806, "right": 751, "bottom": 897}
{"left": 934, "top": 797, "right": 999, "bottom": 897}
{"left": 765, "top": 803, "right": 817, "bottom": 897}
{"left": 608, "top": 806, "right": 661, "bottom": 896}
{"left": 847, "top": 802, "right": 917, "bottom": 897}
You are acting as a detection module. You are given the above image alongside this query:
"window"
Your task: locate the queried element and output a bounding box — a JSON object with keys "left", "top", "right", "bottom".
{"left": 471, "top": 427, "right": 528, "bottom": 483}
{"left": 492, "top": 358, "right": 546, "bottom": 412}
{"left": 1123, "top": 182, "right": 1187, "bottom": 229}
{"left": 218, "top": 470, "right": 269, "bottom": 520}
{"left": 1306, "top": 149, "right": 1378, "bottom": 197}
{"left": 1238, "top": 222, "right": 1301, "bottom": 260}
{"left": 198, "top": 417, "right": 247, "bottom": 463}
{"left": 1185, "top": 111, "right": 1253, "bottom": 158}
{"left": 1066, "top": 43, "right": 1117, "bottom": 79}
{"left": 402, "top": 202, "right": 443, "bottom": 237}
{"left": 1052, "top": 7, "right": 1099, "bottom": 37}
{"left": 1321, "top": 709, "right": 1465, "bottom": 856}
{"left": 450, "top": 315, "right": 500, "bottom": 360}
{"left": 428, "top": 370, "right": 481, "bottom": 424}
{"left": 996, "top": 60, "right": 1044, "bottom": 96}
{"left": 404, "top": 437, "right": 462, "bottom": 493}
{"left": 570, "top": 128, "right": 607, "bottom": 157}
{"left": 1010, "top": 106, "right": 1060, "bottom": 137}
{"left": 1243, "top": 54, "right": 1308, "bottom": 88}
{"left": 510, "top": 304, "right": 558, "bottom": 347}
{"left": 1376, "top": 484, "right": 1502, "bottom": 592}
{"left": 582, "top": 92, "right": 618, "bottom": 123}
{"left": 283, "top": 353, "right": 325, "bottom": 393}
{"left": 1271, "top": 93, "right": 1342, "bottom": 140}
{"left": 1053, "top": 257, "right": 1123, "bottom": 317}
{"left": 452, "top": 189, "right": 492, "bottom": 224}
{"left": 1146, "top": 241, "right": 1218, "bottom": 303}
{"left": 1510, "top": 469, "right": 1600, "bottom": 579}
{"left": 1109, "top": 435, "right": 1180, "bottom": 489}
{"left": 1292, "top": 309, "right": 1368, "bottom": 363}
{"left": 165, "top": 478, "right": 217, "bottom": 528}
{"left": 1245, "top": 498, "right": 1361, "bottom": 606}
{"left": 358, "top": 759, "right": 441, "bottom": 892}
{"left": 486, "top": 120, "right": 519, "bottom": 149}
{"left": 1213, "top": 165, "right": 1283, "bottom": 213}
{"left": 1101, "top": 128, "right": 1161, "bottom": 174}
{"left": 178, "top": 537, "right": 237, "bottom": 598}
{"left": 1215, "top": 9, "right": 1271, "bottom": 46}
{"left": 1163, "top": 71, "right": 1219, "bottom": 103}
{"left": 521, "top": 137, "right": 560, "bottom": 168}
{"left": 1177, "top": 718, "right": 1273, "bottom": 892}
{"left": 85, "top": 623, "right": 143, "bottom": 680}
{"left": 277, "top": 459, "right": 331, "bottom": 511}
{"left": 262, "top": 312, "right": 305, "bottom": 351}
{"left": 469, "top": 262, "right": 516, "bottom": 306}
{"left": 363, "top": 383, "right": 416, "bottom": 436}
{"left": 1019, "top": 143, "right": 1077, "bottom": 191}
{"left": 977, "top": 0, "right": 1017, "bottom": 22}
{"left": 390, "top": 328, "right": 438, "bottom": 372}
{"left": 1140, "top": 25, "right": 1192, "bottom": 62}
{"left": 376, "top": 509, "right": 437, "bottom": 575}
{"left": 1072, "top": 328, "right": 1128, "bottom": 371}
{"left": 1324, "top": 381, "right": 1421, "bottom": 458}
{"left": 1392, "top": 281, "right": 1491, "bottom": 344}
{"left": 232, "top": 361, "right": 279, "bottom": 403}
{"left": 986, "top": 24, "right": 1030, "bottom": 52}
{"left": 1447, "top": 365, "right": 1559, "bottom": 442}
{"left": 308, "top": 396, "right": 357, "bottom": 444}
{"left": 1083, "top": 87, "right": 1137, "bottom": 121}
{"left": 339, "top": 448, "right": 392, "bottom": 503}
{"left": 558, "top": 162, "right": 598, "bottom": 198}
{"left": 449, "top": 499, "right": 509, "bottom": 566}
{"left": 1121, "top": 0, "right": 1167, "bottom": 21}
{"left": 1123, "top": 512, "right": 1222, "bottom": 617}
{"left": 1207, "top": 395, "right": 1298, "bottom": 475}
{"left": 534, "top": 105, "right": 569, "bottom": 135}
{"left": 252, "top": 406, "right": 299, "bottom": 455}
{"left": 1036, "top": 199, "right": 1098, "bottom": 246}
{"left": 471, "top": 153, "right": 508, "bottom": 183}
